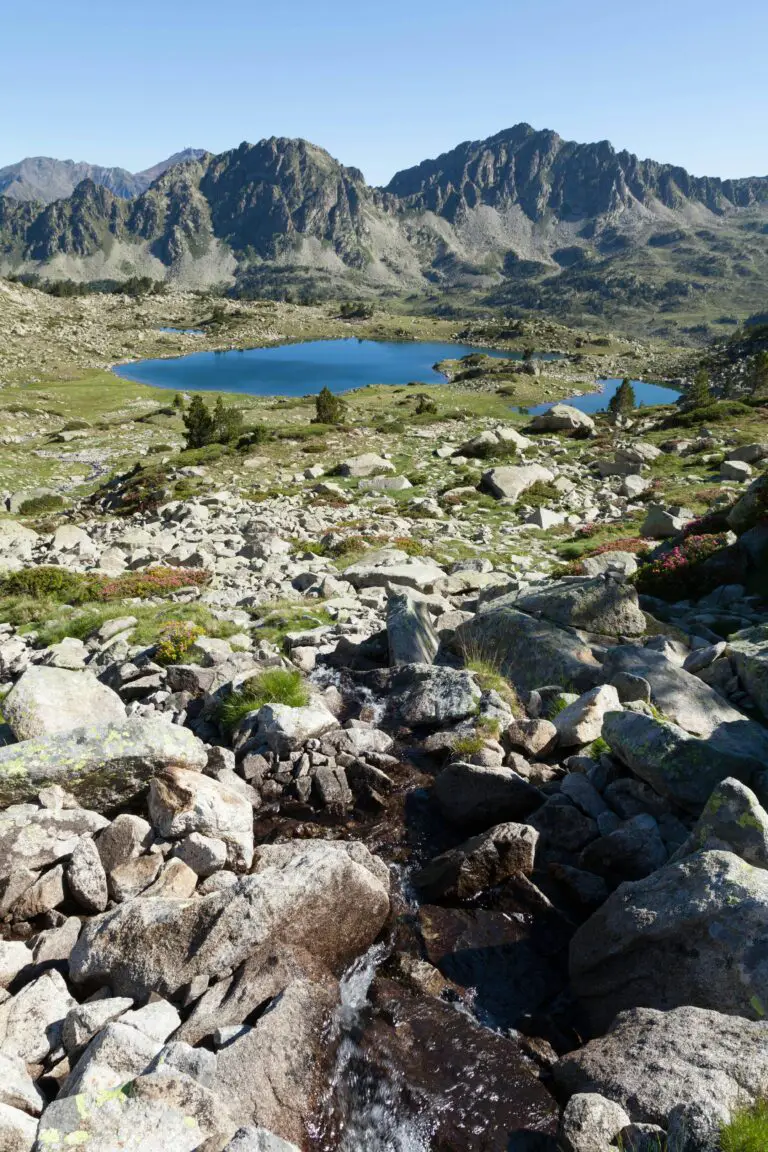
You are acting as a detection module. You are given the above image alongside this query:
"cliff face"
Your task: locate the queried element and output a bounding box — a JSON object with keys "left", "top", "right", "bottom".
{"left": 0, "top": 149, "right": 207, "bottom": 204}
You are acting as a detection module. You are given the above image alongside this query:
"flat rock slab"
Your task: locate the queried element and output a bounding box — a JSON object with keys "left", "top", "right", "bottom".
{"left": 0, "top": 716, "right": 207, "bottom": 810}
{"left": 4, "top": 666, "right": 125, "bottom": 740}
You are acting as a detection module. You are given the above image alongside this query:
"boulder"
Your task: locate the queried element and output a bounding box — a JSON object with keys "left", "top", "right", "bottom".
{"left": 0, "top": 521, "right": 38, "bottom": 560}
{"left": 148, "top": 767, "right": 254, "bottom": 870}
{"left": 642, "top": 504, "right": 692, "bottom": 538}
{"left": 580, "top": 550, "right": 639, "bottom": 576}
{"left": 253, "top": 699, "right": 339, "bottom": 755}
{"left": 554, "top": 1005, "right": 768, "bottom": 1134}
{"left": 674, "top": 778, "right": 768, "bottom": 867}
{"left": 530, "top": 404, "right": 595, "bottom": 433}
{"left": 0, "top": 717, "right": 207, "bottom": 809}
{"left": 412, "top": 822, "right": 538, "bottom": 901}
{"left": 559, "top": 1093, "right": 631, "bottom": 1152}
{"left": 720, "top": 459, "right": 752, "bottom": 482}
{"left": 337, "top": 453, "right": 395, "bottom": 477}
{"left": 389, "top": 664, "right": 481, "bottom": 726}
{"left": 515, "top": 576, "right": 646, "bottom": 637}
{"left": 480, "top": 463, "right": 554, "bottom": 501}
{"left": 554, "top": 684, "right": 621, "bottom": 746}
{"left": 728, "top": 473, "right": 768, "bottom": 533}
{"left": 387, "top": 591, "right": 438, "bottom": 666}
{"left": 3, "top": 667, "right": 125, "bottom": 741}
{"left": 0, "top": 805, "right": 108, "bottom": 885}
{"left": 66, "top": 835, "right": 108, "bottom": 913}
{"left": 62, "top": 1020, "right": 162, "bottom": 1097}
{"left": 433, "top": 762, "right": 541, "bottom": 829}
{"left": 729, "top": 622, "right": 768, "bottom": 720}
{"left": 456, "top": 604, "right": 602, "bottom": 695}
{"left": 0, "top": 970, "right": 75, "bottom": 1063}
{"left": 503, "top": 717, "right": 557, "bottom": 758}
{"left": 344, "top": 555, "right": 446, "bottom": 593}
{"left": 0, "top": 1102, "right": 37, "bottom": 1152}
{"left": 579, "top": 814, "right": 668, "bottom": 885}
{"left": 0, "top": 1053, "right": 45, "bottom": 1117}
{"left": 70, "top": 840, "right": 390, "bottom": 1000}
{"left": 359, "top": 474, "right": 411, "bottom": 491}
{"left": 570, "top": 850, "right": 768, "bottom": 1030}
{"left": 225, "top": 1129, "right": 301, "bottom": 1152}
{"left": 602, "top": 710, "right": 766, "bottom": 812}
{"left": 62, "top": 997, "right": 134, "bottom": 1053}
{"left": 727, "top": 443, "right": 768, "bottom": 464}
{"left": 36, "top": 1071, "right": 236, "bottom": 1152}
{"left": 213, "top": 979, "right": 335, "bottom": 1145}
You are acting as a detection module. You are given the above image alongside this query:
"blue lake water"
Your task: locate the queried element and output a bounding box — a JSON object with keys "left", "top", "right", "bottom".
{"left": 114, "top": 339, "right": 557, "bottom": 397}
{"left": 523, "top": 377, "right": 681, "bottom": 416}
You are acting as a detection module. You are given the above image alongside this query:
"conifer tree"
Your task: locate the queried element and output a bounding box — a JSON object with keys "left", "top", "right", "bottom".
{"left": 686, "top": 368, "right": 712, "bottom": 409}
{"left": 313, "top": 387, "right": 347, "bottom": 424}
{"left": 183, "top": 395, "right": 216, "bottom": 449}
{"left": 608, "top": 377, "right": 636, "bottom": 417}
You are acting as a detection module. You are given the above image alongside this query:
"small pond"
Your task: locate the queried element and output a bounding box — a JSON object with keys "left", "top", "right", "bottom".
{"left": 522, "top": 377, "right": 681, "bottom": 416}
{"left": 114, "top": 338, "right": 557, "bottom": 396}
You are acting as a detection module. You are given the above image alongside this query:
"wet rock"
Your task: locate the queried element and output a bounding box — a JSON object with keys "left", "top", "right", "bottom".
{"left": 559, "top": 1092, "right": 631, "bottom": 1152}
{"left": 433, "top": 761, "right": 541, "bottom": 828}
{"left": 602, "top": 711, "right": 765, "bottom": 812}
{"left": 37, "top": 1070, "right": 236, "bottom": 1152}
{"left": 3, "top": 666, "right": 125, "bottom": 741}
{"left": 570, "top": 850, "right": 768, "bottom": 1030}
{"left": 213, "top": 978, "right": 335, "bottom": 1145}
{"left": 70, "top": 841, "right": 390, "bottom": 1000}
{"left": 554, "top": 1005, "right": 768, "bottom": 1134}
{"left": 148, "top": 766, "right": 254, "bottom": 870}
{"left": 412, "top": 822, "right": 538, "bottom": 901}
{"left": 390, "top": 664, "right": 481, "bottom": 726}
{"left": 386, "top": 592, "right": 438, "bottom": 666}
{"left": 0, "top": 717, "right": 207, "bottom": 809}
{"left": 456, "top": 604, "right": 601, "bottom": 695}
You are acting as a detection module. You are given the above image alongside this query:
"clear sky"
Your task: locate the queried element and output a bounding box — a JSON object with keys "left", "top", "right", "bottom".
{"left": 3, "top": 0, "right": 767, "bottom": 186}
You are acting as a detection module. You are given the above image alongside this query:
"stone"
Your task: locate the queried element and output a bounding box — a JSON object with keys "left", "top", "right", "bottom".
{"left": 253, "top": 699, "right": 339, "bottom": 755}
{"left": 338, "top": 453, "right": 395, "bottom": 478}
{"left": 0, "top": 941, "right": 33, "bottom": 989}
{"left": 66, "top": 835, "right": 108, "bottom": 912}
{"left": 554, "top": 1005, "right": 768, "bottom": 1134}
{"left": 62, "top": 997, "right": 135, "bottom": 1052}
{"left": 0, "top": 970, "right": 75, "bottom": 1062}
{"left": 581, "top": 549, "right": 639, "bottom": 576}
{"left": 412, "top": 822, "right": 538, "bottom": 901}
{"left": 729, "top": 623, "right": 768, "bottom": 721}
{"left": 515, "top": 576, "right": 646, "bottom": 636}
{"left": 213, "top": 979, "right": 335, "bottom": 1146}
{"left": 0, "top": 1103, "right": 37, "bottom": 1152}
{"left": 554, "top": 685, "right": 621, "bottom": 746}
{"left": 0, "top": 1053, "right": 45, "bottom": 1116}
{"left": 142, "top": 858, "right": 198, "bottom": 899}
{"left": 579, "top": 814, "right": 668, "bottom": 885}
{"left": 504, "top": 717, "right": 557, "bottom": 758}
{"left": 456, "top": 604, "right": 601, "bottom": 695}
{"left": 359, "top": 474, "right": 412, "bottom": 491}
{"left": 570, "top": 850, "right": 768, "bottom": 1030}
{"left": 642, "top": 504, "right": 692, "bottom": 538}
{"left": 433, "top": 762, "right": 541, "bottom": 829}
{"left": 109, "top": 853, "right": 163, "bottom": 901}
{"left": 3, "top": 667, "right": 125, "bottom": 741}
{"left": 480, "top": 463, "right": 555, "bottom": 501}
{"left": 36, "top": 1070, "right": 236, "bottom": 1152}
{"left": 720, "top": 458, "right": 752, "bottom": 481}
{"left": 727, "top": 442, "right": 768, "bottom": 464}
{"left": 559, "top": 1092, "right": 631, "bottom": 1152}
{"left": 118, "top": 998, "right": 181, "bottom": 1043}
{"left": 9, "top": 864, "right": 65, "bottom": 920}
{"left": 96, "top": 813, "right": 153, "bottom": 873}
{"left": 0, "top": 805, "right": 108, "bottom": 885}
{"left": 683, "top": 641, "right": 727, "bottom": 674}
{"left": 389, "top": 664, "right": 481, "bottom": 726}
{"left": 148, "top": 767, "right": 254, "bottom": 870}
{"left": 0, "top": 717, "right": 208, "bottom": 809}
{"left": 344, "top": 557, "right": 446, "bottom": 594}
{"left": 70, "top": 841, "right": 390, "bottom": 1000}
{"left": 225, "top": 1128, "right": 301, "bottom": 1152}
{"left": 61, "top": 1021, "right": 163, "bottom": 1097}
{"left": 146, "top": 1041, "right": 217, "bottom": 1089}
{"left": 173, "top": 831, "right": 228, "bottom": 877}
{"left": 674, "top": 777, "right": 768, "bottom": 867}
{"left": 386, "top": 591, "right": 438, "bottom": 666}
{"left": 602, "top": 711, "right": 766, "bottom": 812}
{"left": 620, "top": 475, "right": 651, "bottom": 500}
{"left": 531, "top": 404, "right": 595, "bottom": 433}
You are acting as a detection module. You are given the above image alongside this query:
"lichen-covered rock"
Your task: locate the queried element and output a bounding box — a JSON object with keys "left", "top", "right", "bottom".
{"left": 673, "top": 777, "right": 768, "bottom": 867}
{"left": 0, "top": 1102, "right": 37, "bottom": 1152}
{"left": 515, "top": 575, "right": 646, "bottom": 637}
{"left": 602, "top": 710, "right": 765, "bottom": 812}
{"left": 570, "top": 850, "right": 768, "bottom": 1030}
{"left": 0, "top": 717, "right": 207, "bottom": 809}
{"left": 729, "top": 622, "right": 768, "bottom": 721}
{"left": 3, "top": 666, "right": 125, "bottom": 740}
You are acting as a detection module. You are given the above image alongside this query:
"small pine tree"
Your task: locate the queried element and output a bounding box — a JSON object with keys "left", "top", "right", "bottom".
{"left": 212, "top": 396, "right": 243, "bottom": 443}
{"left": 608, "top": 377, "right": 636, "bottom": 417}
{"left": 183, "top": 395, "right": 216, "bottom": 449}
{"left": 172, "top": 393, "right": 185, "bottom": 411}
{"left": 415, "top": 393, "right": 438, "bottom": 416}
{"left": 687, "top": 368, "right": 713, "bottom": 409}
{"left": 313, "top": 387, "right": 347, "bottom": 425}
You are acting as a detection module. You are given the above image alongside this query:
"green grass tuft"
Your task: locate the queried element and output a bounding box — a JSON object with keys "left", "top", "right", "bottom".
{"left": 218, "top": 668, "right": 310, "bottom": 733}
{"left": 719, "top": 1101, "right": 768, "bottom": 1152}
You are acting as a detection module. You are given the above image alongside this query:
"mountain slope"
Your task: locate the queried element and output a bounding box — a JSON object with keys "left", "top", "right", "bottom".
{"left": 1, "top": 126, "right": 767, "bottom": 336}
{"left": 0, "top": 149, "right": 207, "bottom": 203}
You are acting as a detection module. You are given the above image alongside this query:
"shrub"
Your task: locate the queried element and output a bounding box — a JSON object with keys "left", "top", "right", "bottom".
{"left": 155, "top": 620, "right": 203, "bottom": 664}
{"left": 238, "top": 424, "right": 270, "bottom": 448}
{"left": 18, "top": 494, "right": 66, "bottom": 516}
{"left": 0, "top": 567, "right": 94, "bottom": 604}
{"left": 218, "top": 668, "right": 309, "bottom": 732}
{"left": 719, "top": 1101, "right": 768, "bottom": 1152}
{"left": 313, "top": 387, "right": 347, "bottom": 425}
{"left": 633, "top": 533, "right": 731, "bottom": 600}
{"left": 415, "top": 393, "right": 438, "bottom": 416}
{"left": 95, "top": 567, "right": 211, "bottom": 601}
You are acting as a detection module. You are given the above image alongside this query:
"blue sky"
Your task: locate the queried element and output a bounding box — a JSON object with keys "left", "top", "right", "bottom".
{"left": 3, "top": 0, "right": 767, "bottom": 186}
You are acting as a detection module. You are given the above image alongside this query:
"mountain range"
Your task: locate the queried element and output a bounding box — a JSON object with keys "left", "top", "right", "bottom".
{"left": 1, "top": 125, "right": 767, "bottom": 334}
{"left": 0, "top": 150, "right": 207, "bottom": 203}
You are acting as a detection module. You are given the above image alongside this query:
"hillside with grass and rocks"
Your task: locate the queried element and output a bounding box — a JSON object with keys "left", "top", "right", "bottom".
{"left": 1, "top": 281, "right": 768, "bottom": 1151}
